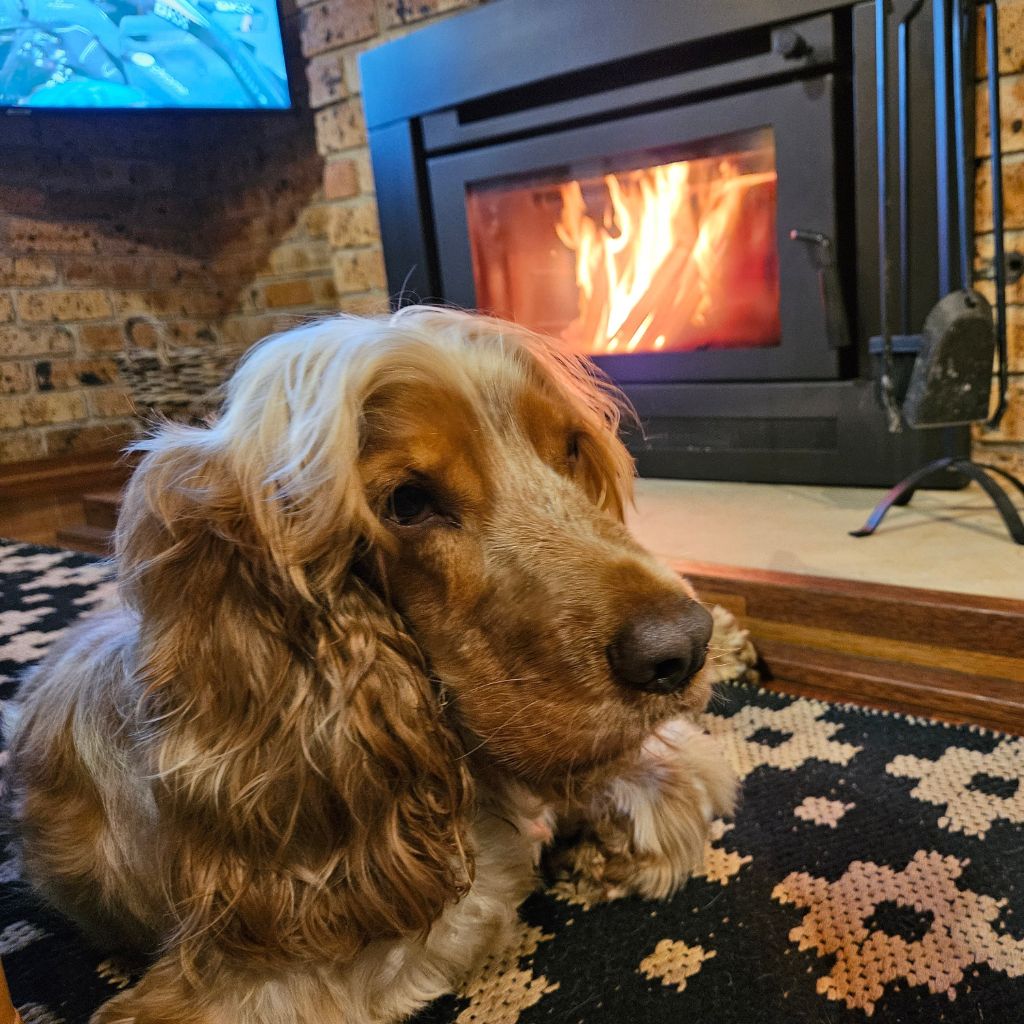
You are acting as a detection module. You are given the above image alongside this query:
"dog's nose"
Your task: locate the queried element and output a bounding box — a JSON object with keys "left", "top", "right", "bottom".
{"left": 606, "top": 598, "right": 714, "bottom": 694}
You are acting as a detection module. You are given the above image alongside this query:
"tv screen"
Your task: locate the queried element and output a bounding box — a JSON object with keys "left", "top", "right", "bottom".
{"left": 0, "top": 0, "right": 290, "bottom": 109}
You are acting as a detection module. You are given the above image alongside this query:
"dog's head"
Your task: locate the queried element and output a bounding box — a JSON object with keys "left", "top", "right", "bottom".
{"left": 353, "top": 309, "right": 714, "bottom": 783}
{"left": 116, "top": 307, "right": 712, "bottom": 961}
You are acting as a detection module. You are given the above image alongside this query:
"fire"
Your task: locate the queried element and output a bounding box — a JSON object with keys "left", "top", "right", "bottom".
{"left": 553, "top": 153, "right": 781, "bottom": 355}
{"left": 466, "top": 135, "right": 782, "bottom": 356}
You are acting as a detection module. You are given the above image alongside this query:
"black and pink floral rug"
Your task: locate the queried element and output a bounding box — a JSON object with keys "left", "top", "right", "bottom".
{"left": 1, "top": 539, "right": 1021, "bottom": 1023}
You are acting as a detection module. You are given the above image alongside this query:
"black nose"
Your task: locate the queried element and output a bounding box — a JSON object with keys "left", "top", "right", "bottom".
{"left": 606, "top": 599, "right": 714, "bottom": 694}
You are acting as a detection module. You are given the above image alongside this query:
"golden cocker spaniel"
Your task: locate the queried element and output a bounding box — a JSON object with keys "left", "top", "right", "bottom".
{"left": 7, "top": 307, "right": 737, "bottom": 1024}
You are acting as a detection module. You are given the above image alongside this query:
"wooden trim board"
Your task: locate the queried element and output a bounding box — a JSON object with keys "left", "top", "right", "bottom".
{"left": 675, "top": 559, "right": 1024, "bottom": 734}
{"left": 0, "top": 447, "right": 131, "bottom": 551}
{"left": 0, "top": 446, "right": 132, "bottom": 499}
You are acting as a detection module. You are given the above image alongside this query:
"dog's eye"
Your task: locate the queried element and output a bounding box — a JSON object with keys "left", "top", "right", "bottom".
{"left": 387, "top": 484, "right": 439, "bottom": 527}
{"left": 566, "top": 433, "right": 582, "bottom": 466}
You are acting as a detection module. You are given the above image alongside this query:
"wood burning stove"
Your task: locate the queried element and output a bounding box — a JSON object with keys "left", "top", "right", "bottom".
{"left": 361, "top": 0, "right": 973, "bottom": 486}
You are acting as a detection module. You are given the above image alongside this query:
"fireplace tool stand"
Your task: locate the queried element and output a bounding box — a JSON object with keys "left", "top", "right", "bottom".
{"left": 850, "top": 457, "right": 1024, "bottom": 543}
{"left": 851, "top": 0, "right": 1024, "bottom": 545}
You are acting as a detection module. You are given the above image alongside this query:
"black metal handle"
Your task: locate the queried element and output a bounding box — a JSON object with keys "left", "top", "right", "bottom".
{"left": 789, "top": 230, "right": 851, "bottom": 350}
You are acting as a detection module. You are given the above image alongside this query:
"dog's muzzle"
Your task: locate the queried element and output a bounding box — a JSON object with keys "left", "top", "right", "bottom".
{"left": 606, "top": 598, "right": 714, "bottom": 694}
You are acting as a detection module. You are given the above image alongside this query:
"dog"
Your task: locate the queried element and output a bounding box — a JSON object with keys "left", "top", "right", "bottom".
{"left": 6, "top": 306, "right": 737, "bottom": 1024}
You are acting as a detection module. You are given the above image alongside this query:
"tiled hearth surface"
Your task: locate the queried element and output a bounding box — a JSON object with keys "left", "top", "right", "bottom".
{"left": 629, "top": 479, "right": 1024, "bottom": 600}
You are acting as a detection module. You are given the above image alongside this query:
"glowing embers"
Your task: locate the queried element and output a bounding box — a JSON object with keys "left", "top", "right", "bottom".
{"left": 467, "top": 130, "right": 782, "bottom": 355}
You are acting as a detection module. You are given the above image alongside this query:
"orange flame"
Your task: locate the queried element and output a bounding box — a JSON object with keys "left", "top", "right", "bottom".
{"left": 466, "top": 138, "right": 782, "bottom": 356}
{"left": 553, "top": 155, "right": 780, "bottom": 355}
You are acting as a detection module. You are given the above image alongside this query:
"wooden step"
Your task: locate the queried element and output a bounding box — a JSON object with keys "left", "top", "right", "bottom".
{"left": 55, "top": 488, "right": 123, "bottom": 554}
{"left": 83, "top": 489, "right": 123, "bottom": 530}
{"left": 55, "top": 522, "right": 115, "bottom": 556}
{"left": 0, "top": 448, "right": 131, "bottom": 549}
{"left": 678, "top": 558, "right": 1024, "bottom": 734}
{"left": 0, "top": 446, "right": 131, "bottom": 498}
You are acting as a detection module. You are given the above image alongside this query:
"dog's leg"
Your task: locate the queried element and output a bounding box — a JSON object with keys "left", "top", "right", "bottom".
{"left": 551, "top": 718, "right": 737, "bottom": 902}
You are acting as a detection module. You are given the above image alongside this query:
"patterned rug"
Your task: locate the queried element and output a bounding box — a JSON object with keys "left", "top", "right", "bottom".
{"left": 0, "top": 539, "right": 1021, "bottom": 1023}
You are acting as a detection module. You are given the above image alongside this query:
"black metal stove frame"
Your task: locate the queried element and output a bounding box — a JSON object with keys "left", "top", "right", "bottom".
{"left": 362, "top": 0, "right": 973, "bottom": 486}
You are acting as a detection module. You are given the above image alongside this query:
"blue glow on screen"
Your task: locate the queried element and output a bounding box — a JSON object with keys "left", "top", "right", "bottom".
{"left": 0, "top": 0, "right": 290, "bottom": 109}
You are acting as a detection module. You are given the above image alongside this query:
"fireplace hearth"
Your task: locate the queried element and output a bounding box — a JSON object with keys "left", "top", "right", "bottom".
{"left": 362, "top": 0, "right": 974, "bottom": 486}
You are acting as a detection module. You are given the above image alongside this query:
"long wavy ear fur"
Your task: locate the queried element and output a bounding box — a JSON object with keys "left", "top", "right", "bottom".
{"left": 116, "top": 319, "right": 474, "bottom": 976}
{"left": 512, "top": 322, "right": 637, "bottom": 523}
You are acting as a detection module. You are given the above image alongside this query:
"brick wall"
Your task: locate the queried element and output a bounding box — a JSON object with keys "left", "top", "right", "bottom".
{"left": 0, "top": 7, "right": 330, "bottom": 465}
{"left": 974, "top": 0, "right": 1024, "bottom": 477}
{"left": 297, "top": 0, "right": 483, "bottom": 318}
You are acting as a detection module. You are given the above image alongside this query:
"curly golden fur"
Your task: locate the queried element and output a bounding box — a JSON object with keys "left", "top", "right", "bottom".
{"left": 6, "top": 307, "right": 735, "bottom": 1023}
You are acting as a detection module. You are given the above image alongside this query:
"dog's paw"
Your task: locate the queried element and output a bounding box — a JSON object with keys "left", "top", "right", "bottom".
{"left": 610, "top": 850, "right": 701, "bottom": 901}
{"left": 544, "top": 836, "right": 632, "bottom": 906}
{"left": 546, "top": 819, "right": 703, "bottom": 905}
{"left": 549, "top": 721, "right": 736, "bottom": 904}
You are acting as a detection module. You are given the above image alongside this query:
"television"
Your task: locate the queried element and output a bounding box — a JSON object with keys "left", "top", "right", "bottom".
{"left": 0, "top": 0, "right": 290, "bottom": 109}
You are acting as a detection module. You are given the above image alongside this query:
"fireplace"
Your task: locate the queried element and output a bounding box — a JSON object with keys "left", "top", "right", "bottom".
{"left": 361, "top": 0, "right": 973, "bottom": 486}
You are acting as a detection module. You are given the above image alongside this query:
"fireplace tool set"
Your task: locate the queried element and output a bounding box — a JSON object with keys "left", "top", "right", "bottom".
{"left": 852, "top": 0, "right": 1024, "bottom": 544}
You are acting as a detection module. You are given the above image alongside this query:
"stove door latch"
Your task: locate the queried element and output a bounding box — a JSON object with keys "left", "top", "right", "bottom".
{"left": 789, "top": 229, "right": 851, "bottom": 350}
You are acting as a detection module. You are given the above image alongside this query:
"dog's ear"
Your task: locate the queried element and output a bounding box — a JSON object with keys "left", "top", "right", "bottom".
{"left": 115, "top": 322, "right": 473, "bottom": 972}
{"left": 573, "top": 424, "right": 635, "bottom": 523}
{"left": 515, "top": 326, "right": 636, "bottom": 523}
